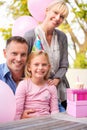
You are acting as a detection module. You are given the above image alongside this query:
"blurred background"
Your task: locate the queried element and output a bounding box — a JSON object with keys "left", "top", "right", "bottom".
{"left": 0, "top": 0, "right": 87, "bottom": 69}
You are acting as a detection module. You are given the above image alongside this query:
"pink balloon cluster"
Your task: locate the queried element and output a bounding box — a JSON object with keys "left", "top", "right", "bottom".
{"left": 12, "top": 16, "right": 37, "bottom": 37}
{"left": 27, "top": 0, "right": 53, "bottom": 22}
{"left": 0, "top": 80, "right": 16, "bottom": 123}
{"left": 12, "top": 0, "right": 53, "bottom": 36}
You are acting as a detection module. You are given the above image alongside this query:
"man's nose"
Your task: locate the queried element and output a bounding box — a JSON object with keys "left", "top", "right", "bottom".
{"left": 16, "top": 55, "right": 21, "bottom": 61}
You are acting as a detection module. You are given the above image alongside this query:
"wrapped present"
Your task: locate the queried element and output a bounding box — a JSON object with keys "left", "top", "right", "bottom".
{"left": 67, "top": 88, "right": 87, "bottom": 117}
{"left": 67, "top": 88, "right": 87, "bottom": 101}
{"left": 67, "top": 100, "right": 87, "bottom": 117}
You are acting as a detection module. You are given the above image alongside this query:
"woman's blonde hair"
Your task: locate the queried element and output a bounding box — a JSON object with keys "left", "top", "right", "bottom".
{"left": 25, "top": 51, "right": 51, "bottom": 80}
{"left": 47, "top": 0, "right": 69, "bottom": 18}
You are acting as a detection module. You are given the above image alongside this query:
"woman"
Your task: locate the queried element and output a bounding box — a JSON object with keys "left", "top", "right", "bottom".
{"left": 24, "top": 0, "right": 70, "bottom": 113}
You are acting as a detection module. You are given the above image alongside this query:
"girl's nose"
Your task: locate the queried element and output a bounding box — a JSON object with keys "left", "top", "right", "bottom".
{"left": 38, "top": 64, "right": 43, "bottom": 69}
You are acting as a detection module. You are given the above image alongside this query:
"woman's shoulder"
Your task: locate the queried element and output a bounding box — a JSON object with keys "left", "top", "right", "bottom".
{"left": 55, "top": 29, "right": 67, "bottom": 38}
{"left": 24, "top": 29, "right": 35, "bottom": 38}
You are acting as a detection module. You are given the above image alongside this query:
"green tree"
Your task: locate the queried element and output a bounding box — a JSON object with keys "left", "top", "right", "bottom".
{"left": 74, "top": 52, "right": 87, "bottom": 68}
{"left": 0, "top": 0, "right": 29, "bottom": 39}
{"left": 60, "top": 0, "right": 87, "bottom": 68}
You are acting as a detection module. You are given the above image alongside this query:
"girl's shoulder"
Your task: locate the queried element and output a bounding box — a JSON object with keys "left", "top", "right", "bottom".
{"left": 17, "top": 78, "right": 32, "bottom": 93}
{"left": 18, "top": 78, "right": 31, "bottom": 88}
{"left": 45, "top": 83, "right": 56, "bottom": 90}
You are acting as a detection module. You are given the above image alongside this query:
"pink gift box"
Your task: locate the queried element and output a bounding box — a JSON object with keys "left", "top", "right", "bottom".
{"left": 67, "top": 100, "right": 87, "bottom": 117}
{"left": 67, "top": 88, "right": 87, "bottom": 101}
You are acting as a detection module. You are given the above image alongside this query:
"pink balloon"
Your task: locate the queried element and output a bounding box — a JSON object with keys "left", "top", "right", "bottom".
{"left": 28, "top": 0, "right": 53, "bottom": 22}
{"left": 12, "top": 16, "right": 38, "bottom": 37}
{"left": 0, "top": 80, "right": 16, "bottom": 123}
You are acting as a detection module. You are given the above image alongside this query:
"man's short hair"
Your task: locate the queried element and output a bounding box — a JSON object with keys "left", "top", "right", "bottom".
{"left": 6, "top": 36, "right": 28, "bottom": 48}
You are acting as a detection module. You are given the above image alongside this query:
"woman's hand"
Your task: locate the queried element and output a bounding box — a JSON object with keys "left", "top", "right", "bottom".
{"left": 47, "top": 78, "right": 60, "bottom": 86}
{"left": 21, "top": 109, "right": 35, "bottom": 119}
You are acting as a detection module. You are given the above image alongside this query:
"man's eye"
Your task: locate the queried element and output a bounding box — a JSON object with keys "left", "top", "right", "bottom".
{"left": 34, "top": 64, "right": 39, "bottom": 66}
{"left": 21, "top": 53, "right": 27, "bottom": 57}
{"left": 12, "top": 52, "right": 17, "bottom": 56}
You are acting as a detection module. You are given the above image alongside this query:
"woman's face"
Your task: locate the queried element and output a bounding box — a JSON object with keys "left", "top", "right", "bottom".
{"left": 45, "top": 7, "right": 65, "bottom": 28}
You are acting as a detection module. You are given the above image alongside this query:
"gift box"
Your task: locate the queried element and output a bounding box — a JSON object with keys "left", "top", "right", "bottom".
{"left": 67, "top": 88, "right": 87, "bottom": 101}
{"left": 67, "top": 100, "right": 87, "bottom": 117}
{"left": 67, "top": 88, "right": 87, "bottom": 117}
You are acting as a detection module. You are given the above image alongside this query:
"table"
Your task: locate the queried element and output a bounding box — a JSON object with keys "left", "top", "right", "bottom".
{"left": 0, "top": 112, "right": 87, "bottom": 130}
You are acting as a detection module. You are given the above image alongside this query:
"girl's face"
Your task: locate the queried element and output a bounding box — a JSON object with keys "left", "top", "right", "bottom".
{"left": 45, "top": 7, "right": 65, "bottom": 29}
{"left": 28, "top": 54, "right": 50, "bottom": 80}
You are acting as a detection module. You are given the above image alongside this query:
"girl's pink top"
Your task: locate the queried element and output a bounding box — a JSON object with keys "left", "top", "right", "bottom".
{"left": 15, "top": 79, "right": 59, "bottom": 119}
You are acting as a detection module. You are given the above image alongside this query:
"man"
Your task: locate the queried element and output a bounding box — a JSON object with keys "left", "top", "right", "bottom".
{"left": 0, "top": 36, "right": 28, "bottom": 94}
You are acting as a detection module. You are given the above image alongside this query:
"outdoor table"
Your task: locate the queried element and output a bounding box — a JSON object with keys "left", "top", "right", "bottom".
{"left": 0, "top": 112, "right": 87, "bottom": 130}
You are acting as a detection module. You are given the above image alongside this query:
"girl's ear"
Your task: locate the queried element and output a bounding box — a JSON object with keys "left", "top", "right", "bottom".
{"left": 28, "top": 68, "right": 31, "bottom": 72}
{"left": 27, "top": 64, "right": 31, "bottom": 72}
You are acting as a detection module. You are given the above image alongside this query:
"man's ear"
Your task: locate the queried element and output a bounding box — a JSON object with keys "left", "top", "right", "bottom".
{"left": 3, "top": 49, "right": 7, "bottom": 58}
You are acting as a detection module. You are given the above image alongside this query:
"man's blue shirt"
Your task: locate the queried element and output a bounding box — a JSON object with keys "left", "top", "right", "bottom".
{"left": 0, "top": 63, "right": 16, "bottom": 94}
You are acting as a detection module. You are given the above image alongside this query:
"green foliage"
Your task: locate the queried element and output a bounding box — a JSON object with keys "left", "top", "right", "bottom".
{"left": 0, "top": 0, "right": 29, "bottom": 40}
{"left": 58, "top": 21, "right": 70, "bottom": 33}
{"left": 72, "top": 3, "right": 87, "bottom": 21}
{"left": 0, "top": 1, "right": 5, "bottom": 6}
{"left": 0, "top": 25, "right": 12, "bottom": 40}
{"left": 9, "top": 0, "right": 30, "bottom": 19}
{"left": 74, "top": 52, "right": 87, "bottom": 68}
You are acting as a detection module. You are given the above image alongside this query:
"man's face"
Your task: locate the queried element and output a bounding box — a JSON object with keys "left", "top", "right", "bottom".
{"left": 3, "top": 41, "right": 28, "bottom": 73}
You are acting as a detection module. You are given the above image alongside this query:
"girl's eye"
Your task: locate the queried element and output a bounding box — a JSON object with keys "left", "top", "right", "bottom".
{"left": 42, "top": 64, "right": 48, "bottom": 67}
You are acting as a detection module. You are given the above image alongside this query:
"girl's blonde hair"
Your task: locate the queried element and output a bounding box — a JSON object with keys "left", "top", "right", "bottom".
{"left": 25, "top": 51, "right": 51, "bottom": 80}
{"left": 47, "top": 0, "right": 69, "bottom": 18}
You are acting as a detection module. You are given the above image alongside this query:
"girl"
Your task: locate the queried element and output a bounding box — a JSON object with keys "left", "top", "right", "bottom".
{"left": 15, "top": 51, "right": 59, "bottom": 120}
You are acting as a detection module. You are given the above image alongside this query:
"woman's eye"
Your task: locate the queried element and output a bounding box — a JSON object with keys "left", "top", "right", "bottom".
{"left": 60, "top": 15, "right": 64, "bottom": 19}
{"left": 54, "top": 11, "right": 58, "bottom": 15}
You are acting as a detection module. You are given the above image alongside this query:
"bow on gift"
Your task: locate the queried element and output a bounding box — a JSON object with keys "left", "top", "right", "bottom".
{"left": 32, "top": 35, "right": 44, "bottom": 51}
